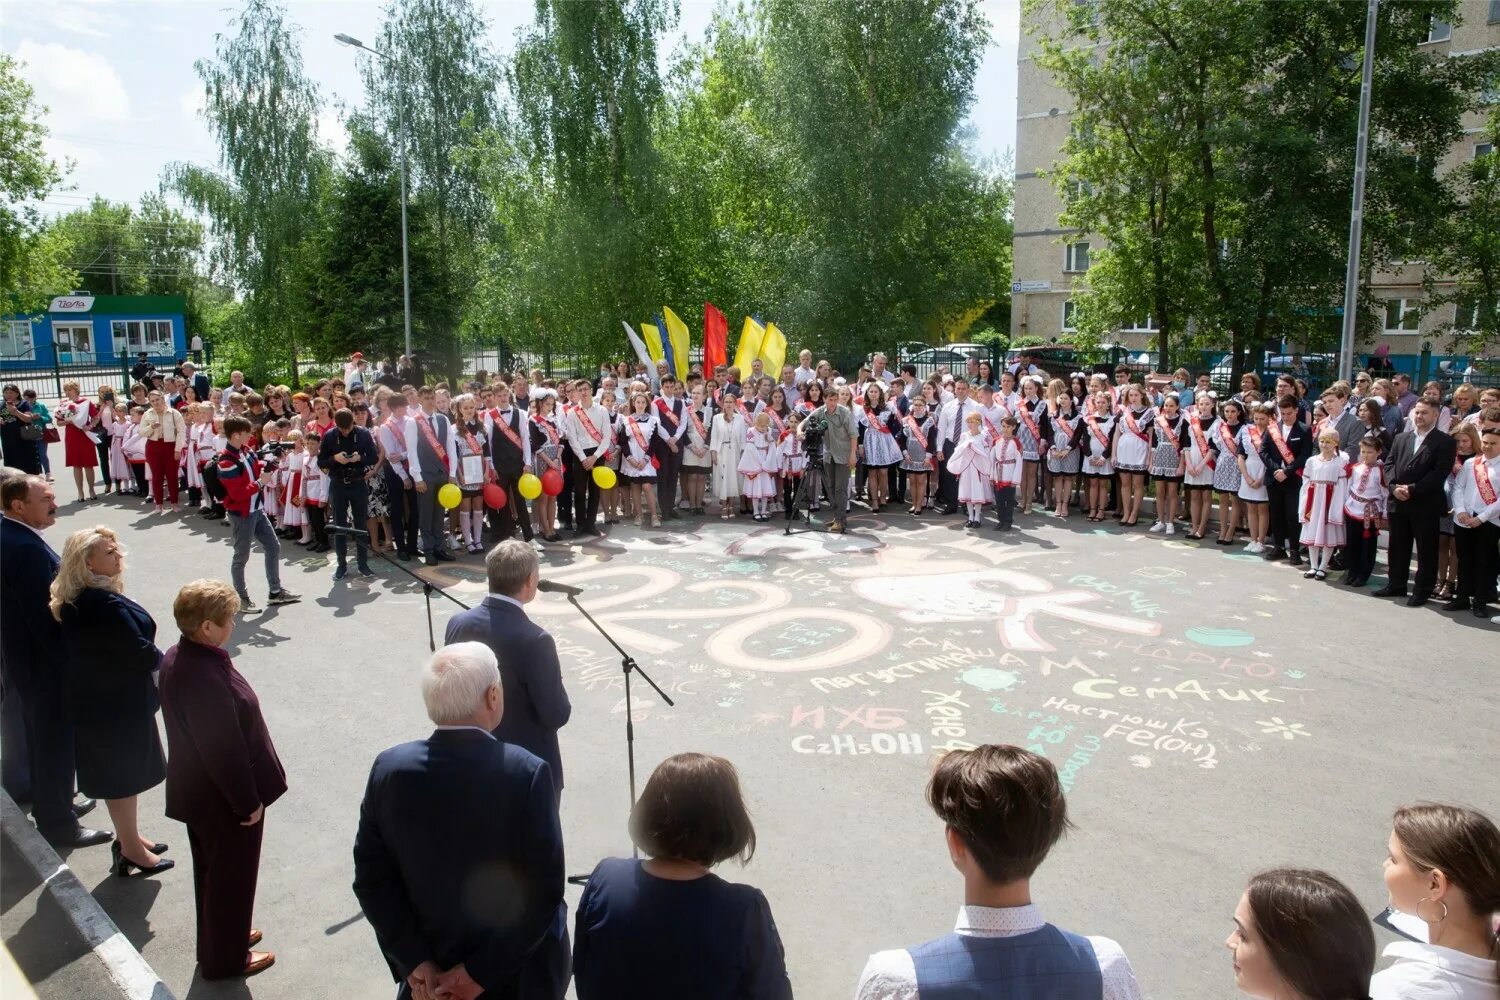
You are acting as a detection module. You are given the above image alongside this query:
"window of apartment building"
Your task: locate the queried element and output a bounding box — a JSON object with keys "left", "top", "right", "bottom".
{"left": 1, "top": 319, "right": 33, "bottom": 357}
{"left": 1420, "top": 16, "right": 1451, "bottom": 43}
{"left": 110, "top": 319, "right": 174, "bottom": 354}
{"left": 1062, "top": 300, "right": 1077, "bottom": 332}
{"left": 1122, "top": 316, "right": 1158, "bottom": 333}
{"left": 1383, "top": 298, "right": 1421, "bottom": 333}
{"left": 1065, "top": 177, "right": 1093, "bottom": 201}
{"left": 1491, "top": 0, "right": 1500, "bottom": 24}
{"left": 1071, "top": 0, "right": 1099, "bottom": 29}
{"left": 1479, "top": 142, "right": 1495, "bottom": 160}
{"left": 1064, "top": 241, "right": 1091, "bottom": 273}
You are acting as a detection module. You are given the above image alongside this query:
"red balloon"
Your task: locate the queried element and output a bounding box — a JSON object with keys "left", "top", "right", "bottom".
{"left": 482, "top": 482, "right": 508, "bottom": 510}
{"left": 541, "top": 469, "right": 565, "bottom": 497}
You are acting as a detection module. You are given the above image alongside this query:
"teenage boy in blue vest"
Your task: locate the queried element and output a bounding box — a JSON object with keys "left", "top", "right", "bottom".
{"left": 856, "top": 745, "right": 1142, "bottom": 1000}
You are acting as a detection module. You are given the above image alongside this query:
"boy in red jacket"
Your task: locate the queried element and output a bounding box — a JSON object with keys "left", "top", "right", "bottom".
{"left": 218, "top": 415, "right": 300, "bottom": 614}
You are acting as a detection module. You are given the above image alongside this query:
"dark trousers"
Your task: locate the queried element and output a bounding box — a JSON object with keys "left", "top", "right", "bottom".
{"left": 892, "top": 466, "right": 906, "bottom": 503}
{"left": 782, "top": 475, "right": 801, "bottom": 519}
{"left": 18, "top": 682, "right": 77, "bottom": 841}
{"left": 308, "top": 505, "right": 328, "bottom": 548}
{"left": 1266, "top": 475, "right": 1301, "bottom": 553}
{"left": 824, "top": 459, "right": 850, "bottom": 527}
{"left": 384, "top": 466, "right": 418, "bottom": 555}
{"left": 131, "top": 463, "right": 148, "bottom": 495}
{"left": 329, "top": 477, "right": 370, "bottom": 569}
{"left": 1385, "top": 499, "right": 1440, "bottom": 595}
{"left": 655, "top": 445, "right": 683, "bottom": 513}
{"left": 146, "top": 439, "right": 180, "bottom": 505}
{"left": 995, "top": 485, "right": 1017, "bottom": 528}
{"left": 567, "top": 455, "right": 600, "bottom": 530}
{"left": 1453, "top": 520, "right": 1499, "bottom": 604}
{"left": 188, "top": 817, "right": 264, "bottom": 978}
{"left": 1342, "top": 520, "right": 1381, "bottom": 582}
{"left": 417, "top": 474, "right": 449, "bottom": 556}
{"left": 937, "top": 443, "right": 958, "bottom": 510}
{"left": 558, "top": 454, "right": 577, "bottom": 527}
{"left": 490, "top": 470, "right": 534, "bottom": 541}
{"left": 94, "top": 434, "right": 112, "bottom": 485}
{"left": 0, "top": 678, "right": 30, "bottom": 802}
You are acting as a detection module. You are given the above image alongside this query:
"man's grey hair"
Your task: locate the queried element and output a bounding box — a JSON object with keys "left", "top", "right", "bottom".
{"left": 422, "top": 642, "right": 500, "bottom": 725}
{"left": 485, "top": 539, "right": 538, "bottom": 596}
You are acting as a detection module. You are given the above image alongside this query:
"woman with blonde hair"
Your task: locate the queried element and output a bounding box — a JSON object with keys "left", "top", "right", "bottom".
{"left": 1374, "top": 802, "right": 1500, "bottom": 998}
{"left": 50, "top": 526, "right": 172, "bottom": 877}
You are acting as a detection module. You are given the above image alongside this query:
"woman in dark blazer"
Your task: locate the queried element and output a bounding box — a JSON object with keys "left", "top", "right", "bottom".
{"left": 160, "top": 580, "right": 284, "bottom": 980}
{"left": 573, "top": 753, "right": 793, "bottom": 1000}
{"left": 49, "top": 526, "right": 172, "bottom": 877}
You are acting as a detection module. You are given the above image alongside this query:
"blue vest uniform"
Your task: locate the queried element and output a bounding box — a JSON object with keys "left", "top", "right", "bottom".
{"left": 909, "top": 925, "right": 1103, "bottom": 1000}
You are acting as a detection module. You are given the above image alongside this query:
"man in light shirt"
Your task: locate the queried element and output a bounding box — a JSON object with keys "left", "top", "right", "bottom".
{"left": 855, "top": 745, "right": 1142, "bottom": 1000}
{"left": 934, "top": 378, "right": 974, "bottom": 514}
{"left": 778, "top": 365, "right": 801, "bottom": 407}
{"left": 794, "top": 349, "right": 816, "bottom": 387}
{"left": 871, "top": 353, "right": 895, "bottom": 384}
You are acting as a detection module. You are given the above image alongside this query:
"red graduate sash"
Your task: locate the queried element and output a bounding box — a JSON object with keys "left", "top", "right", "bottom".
{"left": 1474, "top": 455, "right": 1498, "bottom": 506}
{"left": 1017, "top": 400, "right": 1043, "bottom": 443}
{"left": 414, "top": 412, "right": 448, "bottom": 464}
{"left": 654, "top": 397, "right": 680, "bottom": 431}
{"left": 1084, "top": 413, "right": 1110, "bottom": 449}
{"left": 573, "top": 405, "right": 604, "bottom": 444}
{"left": 1188, "top": 411, "right": 1215, "bottom": 468}
{"left": 625, "top": 416, "right": 659, "bottom": 469}
{"left": 1121, "top": 408, "right": 1150, "bottom": 442}
{"left": 532, "top": 415, "right": 560, "bottom": 449}
{"left": 488, "top": 408, "right": 525, "bottom": 454}
{"left": 904, "top": 414, "right": 936, "bottom": 470}
{"left": 687, "top": 405, "right": 708, "bottom": 441}
{"left": 1217, "top": 420, "right": 1240, "bottom": 457}
{"left": 1154, "top": 413, "right": 1181, "bottom": 452}
{"left": 1265, "top": 420, "right": 1296, "bottom": 464}
{"left": 459, "top": 428, "right": 487, "bottom": 485}
{"left": 864, "top": 406, "right": 892, "bottom": 434}
{"left": 768, "top": 408, "right": 787, "bottom": 437}
{"left": 1050, "top": 410, "right": 1075, "bottom": 443}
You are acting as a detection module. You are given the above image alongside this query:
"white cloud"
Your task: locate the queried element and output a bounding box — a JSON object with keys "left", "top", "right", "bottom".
{"left": 14, "top": 39, "right": 132, "bottom": 123}
{"left": 7, "top": 0, "right": 122, "bottom": 40}
{"left": 179, "top": 85, "right": 205, "bottom": 122}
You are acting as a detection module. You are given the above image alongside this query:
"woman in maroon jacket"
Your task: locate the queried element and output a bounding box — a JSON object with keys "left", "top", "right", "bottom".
{"left": 159, "top": 580, "right": 285, "bottom": 980}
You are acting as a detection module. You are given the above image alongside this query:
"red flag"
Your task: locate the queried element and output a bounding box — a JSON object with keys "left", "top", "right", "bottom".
{"left": 703, "top": 302, "right": 728, "bottom": 373}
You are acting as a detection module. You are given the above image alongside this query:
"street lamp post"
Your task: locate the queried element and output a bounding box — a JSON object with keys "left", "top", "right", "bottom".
{"left": 1337, "top": 0, "right": 1379, "bottom": 383}
{"left": 335, "top": 32, "right": 413, "bottom": 362}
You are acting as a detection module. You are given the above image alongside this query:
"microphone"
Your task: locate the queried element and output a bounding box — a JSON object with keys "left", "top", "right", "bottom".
{"left": 537, "top": 579, "right": 583, "bottom": 598}
{"left": 324, "top": 524, "right": 370, "bottom": 537}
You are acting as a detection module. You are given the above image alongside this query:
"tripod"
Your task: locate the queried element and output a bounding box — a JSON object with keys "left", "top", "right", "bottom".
{"left": 782, "top": 467, "right": 820, "bottom": 536}
{"left": 325, "top": 525, "right": 469, "bottom": 648}
{"left": 561, "top": 588, "right": 674, "bottom": 886}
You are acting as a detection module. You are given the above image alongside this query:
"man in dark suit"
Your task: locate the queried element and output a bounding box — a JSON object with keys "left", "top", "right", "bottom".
{"left": 353, "top": 642, "right": 568, "bottom": 1000}
{"left": 444, "top": 541, "right": 571, "bottom": 800}
{"left": 181, "top": 361, "right": 211, "bottom": 403}
{"left": 1374, "top": 399, "right": 1457, "bottom": 606}
{"left": 0, "top": 475, "right": 110, "bottom": 847}
{"left": 1261, "top": 396, "right": 1313, "bottom": 566}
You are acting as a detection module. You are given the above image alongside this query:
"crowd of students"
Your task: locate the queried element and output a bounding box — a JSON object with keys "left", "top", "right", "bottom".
{"left": 2, "top": 350, "right": 1497, "bottom": 617}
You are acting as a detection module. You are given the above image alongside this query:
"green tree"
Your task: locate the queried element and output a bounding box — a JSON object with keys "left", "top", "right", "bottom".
{"left": 1426, "top": 112, "right": 1499, "bottom": 354}
{"left": 0, "top": 53, "right": 75, "bottom": 314}
{"left": 165, "top": 0, "right": 330, "bottom": 382}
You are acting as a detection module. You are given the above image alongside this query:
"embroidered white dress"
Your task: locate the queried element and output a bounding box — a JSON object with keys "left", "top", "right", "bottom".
{"left": 1298, "top": 453, "right": 1349, "bottom": 547}
{"left": 737, "top": 427, "right": 778, "bottom": 499}
{"left": 710, "top": 411, "right": 747, "bottom": 500}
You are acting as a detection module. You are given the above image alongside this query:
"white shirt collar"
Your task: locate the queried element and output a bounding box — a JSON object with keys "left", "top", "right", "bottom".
{"left": 953, "top": 903, "right": 1046, "bottom": 938}
{"left": 2, "top": 514, "right": 48, "bottom": 541}
{"left": 433, "top": 725, "right": 495, "bottom": 738}
{"left": 485, "top": 593, "right": 525, "bottom": 611}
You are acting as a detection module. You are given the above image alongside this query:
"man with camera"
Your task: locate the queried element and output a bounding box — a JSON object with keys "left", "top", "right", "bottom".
{"left": 800, "top": 389, "right": 857, "bottom": 533}
{"left": 218, "top": 416, "right": 301, "bottom": 613}
{"left": 318, "top": 408, "right": 378, "bottom": 581}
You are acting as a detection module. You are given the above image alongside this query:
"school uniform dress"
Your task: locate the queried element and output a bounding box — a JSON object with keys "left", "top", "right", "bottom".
{"left": 1370, "top": 940, "right": 1500, "bottom": 1000}
{"left": 1043, "top": 408, "right": 1082, "bottom": 475}
{"left": 682, "top": 405, "right": 713, "bottom": 472}
{"left": 1298, "top": 453, "right": 1349, "bottom": 548}
{"left": 1210, "top": 421, "right": 1244, "bottom": 494}
{"left": 1342, "top": 460, "right": 1387, "bottom": 584}
{"left": 1016, "top": 400, "right": 1045, "bottom": 463}
{"left": 859, "top": 406, "right": 903, "bottom": 468}
{"left": 59, "top": 588, "right": 166, "bottom": 800}
{"left": 949, "top": 432, "right": 994, "bottom": 505}
{"left": 1072, "top": 415, "right": 1114, "bottom": 479}
{"left": 1112, "top": 407, "right": 1153, "bottom": 473}
{"left": 453, "top": 422, "right": 490, "bottom": 497}
{"left": 1448, "top": 453, "right": 1500, "bottom": 608}
{"left": 710, "top": 410, "right": 747, "bottom": 501}
{"left": 900, "top": 416, "right": 936, "bottom": 473}
{"left": 58, "top": 399, "right": 100, "bottom": 468}
{"left": 620, "top": 414, "right": 660, "bottom": 484}
{"left": 737, "top": 427, "right": 778, "bottom": 499}
{"left": 1183, "top": 415, "right": 1218, "bottom": 492}
{"left": 1237, "top": 426, "right": 1269, "bottom": 503}
{"left": 1149, "top": 415, "right": 1186, "bottom": 482}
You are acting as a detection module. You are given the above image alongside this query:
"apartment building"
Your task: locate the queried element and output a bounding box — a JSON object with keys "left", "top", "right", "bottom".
{"left": 1010, "top": 0, "right": 1500, "bottom": 355}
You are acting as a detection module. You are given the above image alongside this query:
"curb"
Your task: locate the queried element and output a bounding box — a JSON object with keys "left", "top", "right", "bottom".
{"left": 0, "top": 791, "right": 175, "bottom": 1000}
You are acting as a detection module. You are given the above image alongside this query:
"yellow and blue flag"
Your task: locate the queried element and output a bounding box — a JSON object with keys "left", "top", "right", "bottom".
{"left": 641, "top": 321, "right": 665, "bottom": 365}
{"left": 759, "top": 322, "right": 787, "bottom": 375}
{"left": 662, "top": 306, "right": 691, "bottom": 380}
{"left": 733, "top": 316, "right": 765, "bottom": 374}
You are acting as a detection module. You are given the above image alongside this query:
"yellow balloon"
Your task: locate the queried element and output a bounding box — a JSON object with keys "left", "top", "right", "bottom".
{"left": 592, "top": 465, "right": 618, "bottom": 489}
{"left": 517, "top": 473, "right": 543, "bottom": 500}
{"left": 437, "top": 482, "right": 463, "bottom": 510}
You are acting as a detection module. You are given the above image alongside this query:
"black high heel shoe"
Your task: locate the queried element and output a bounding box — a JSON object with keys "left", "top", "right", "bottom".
{"left": 110, "top": 840, "right": 174, "bottom": 878}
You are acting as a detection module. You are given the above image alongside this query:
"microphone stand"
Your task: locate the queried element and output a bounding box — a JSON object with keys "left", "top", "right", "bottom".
{"left": 561, "top": 589, "right": 673, "bottom": 886}
{"left": 325, "top": 525, "right": 469, "bottom": 649}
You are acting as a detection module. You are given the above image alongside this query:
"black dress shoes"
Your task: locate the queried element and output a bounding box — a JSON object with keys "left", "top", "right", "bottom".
{"left": 1405, "top": 592, "right": 1430, "bottom": 607}
{"left": 1371, "top": 586, "right": 1406, "bottom": 598}
{"left": 73, "top": 797, "right": 96, "bottom": 819}
{"left": 1443, "top": 597, "right": 1471, "bottom": 612}
{"left": 50, "top": 827, "right": 113, "bottom": 849}
{"left": 1474, "top": 604, "right": 1494, "bottom": 619}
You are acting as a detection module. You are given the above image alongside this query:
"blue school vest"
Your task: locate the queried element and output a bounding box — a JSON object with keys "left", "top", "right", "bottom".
{"left": 909, "top": 924, "right": 1104, "bottom": 1000}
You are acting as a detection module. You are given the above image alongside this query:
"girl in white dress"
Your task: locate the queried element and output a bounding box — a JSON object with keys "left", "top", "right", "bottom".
{"left": 1183, "top": 392, "right": 1219, "bottom": 540}
{"left": 1236, "top": 403, "right": 1272, "bottom": 553}
{"left": 620, "top": 391, "right": 661, "bottom": 528}
{"left": 1111, "top": 384, "right": 1154, "bottom": 526}
{"left": 1298, "top": 430, "right": 1350, "bottom": 580}
{"left": 300, "top": 431, "right": 329, "bottom": 551}
{"left": 281, "top": 430, "right": 309, "bottom": 539}
{"left": 122, "top": 407, "right": 149, "bottom": 498}
{"left": 857, "top": 382, "right": 901, "bottom": 514}
{"left": 710, "top": 394, "right": 747, "bottom": 519}
{"left": 680, "top": 384, "right": 713, "bottom": 515}
{"left": 183, "top": 403, "right": 214, "bottom": 511}
{"left": 777, "top": 411, "right": 808, "bottom": 519}
{"left": 258, "top": 422, "right": 284, "bottom": 525}
{"left": 948, "top": 412, "right": 994, "bottom": 528}
{"left": 529, "top": 393, "right": 564, "bottom": 542}
{"left": 737, "top": 411, "right": 778, "bottom": 521}
{"left": 107, "top": 403, "right": 132, "bottom": 490}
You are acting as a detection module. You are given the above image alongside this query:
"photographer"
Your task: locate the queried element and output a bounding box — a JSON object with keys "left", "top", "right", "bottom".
{"left": 218, "top": 416, "right": 300, "bottom": 613}
{"left": 317, "top": 408, "right": 377, "bottom": 581}
{"left": 800, "top": 390, "right": 856, "bottom": 533}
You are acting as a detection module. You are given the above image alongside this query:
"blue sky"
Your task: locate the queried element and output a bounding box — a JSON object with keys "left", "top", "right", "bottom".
{"left": 4, "top": 0, "right": 1019, "bottom": 217}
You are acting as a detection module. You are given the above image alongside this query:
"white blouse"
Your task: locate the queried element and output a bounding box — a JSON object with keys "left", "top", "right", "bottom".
{"left": 1370, "top": 940, "right": 1500, "bottom": 1000}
